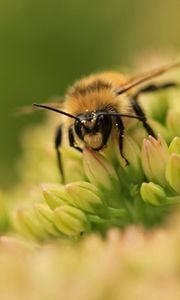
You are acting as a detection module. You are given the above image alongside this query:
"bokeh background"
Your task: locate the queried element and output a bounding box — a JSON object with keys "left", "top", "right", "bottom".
{"left": 0, "top": 0, "right": 180, "bottom": 187}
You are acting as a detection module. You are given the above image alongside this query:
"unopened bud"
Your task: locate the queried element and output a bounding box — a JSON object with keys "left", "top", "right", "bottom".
{"left": 41, "top": 184, "right": 76, "bottom": 209}
{"left": 83, "top": 147, "right": 118, "bottom": 190}
{"left": 165, "top": 153, "right": 180, "bottom": 193}
{"left": 140, "top": 182, "right": 166, "bottom": 206}
{"left": 169, "top": 137, "right": 180, "bottom": 155}
{"left": 141, "top": 135, "right": 169, "bottom": 186}
{"left": 54, "top": 205, "right": 91, "bottom": 236}
{"left": 115, "top": 135, "right": 143, "bottom": 181}
{"left": 34, "top": 204, "right": 61, "bottom": 237}
{"left": 66, "top": 181, "right": 105, "bottom": 214}
{"left": 14, "top": 207, "right": 47, "bottom": 240}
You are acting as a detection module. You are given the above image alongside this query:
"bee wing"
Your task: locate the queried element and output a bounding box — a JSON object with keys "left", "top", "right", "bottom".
{"left": 15, "top": 96, "right": 64, "bottom": 116}
{"left": 116, "top": 61, "right": 180, "bottom": 95}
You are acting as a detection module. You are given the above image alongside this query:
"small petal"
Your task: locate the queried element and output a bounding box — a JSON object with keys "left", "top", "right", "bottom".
{"left": 141, "top": 134, "right": 169, "bottom": 186}
{"left": 65, "top": 181, "right": 105, "bottom": 214}
{"left": 169, "top": 137, "right": 180, "bottom": 155}
{"left": 54, "top": 205, "right": 91, "bottom": 236}
{"left": 165, "top": 153, "right": 180, "bottom": 193}
{"left": 83, "top": 147, "right": 119, "bottom": 190}
{"left": 140, "top": 182, "right": 166, "bottom": 206}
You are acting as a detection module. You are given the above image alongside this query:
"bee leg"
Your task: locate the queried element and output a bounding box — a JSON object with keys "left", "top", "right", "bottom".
{"left": 55, "top": 125, "right": 64, "bottom": 183}
{"left": 68, "top": 126, "right": 83, "bottom": 152}
{"left": 116, "top": 117, "right": 129, "bottom": 166}
{"left": 131, "top": 81, "right": 179, "bottom": 137}
{"left": 136, "top": 81, "right": 179, "bottom": 94}
{"left": 130, "top": 96, "right": 156, "bottom": 137}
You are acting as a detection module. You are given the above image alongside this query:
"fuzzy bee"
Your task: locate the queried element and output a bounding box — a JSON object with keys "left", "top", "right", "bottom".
{"left": 34, "top": 62, "right": 180, "bottom": 182}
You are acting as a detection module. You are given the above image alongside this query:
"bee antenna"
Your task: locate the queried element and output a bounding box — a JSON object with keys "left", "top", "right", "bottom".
{"left": 99, "top": 112, "right": 145, "bottom": 120}
{"left": 33, "top": 103, "right": 83, "bottom": 124}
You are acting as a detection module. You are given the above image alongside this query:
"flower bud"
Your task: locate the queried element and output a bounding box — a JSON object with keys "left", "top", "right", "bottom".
{"left": 34, "top": 204, "right": 61, "bottom": 237}
{"left": 115, "top": 135, "right": 143, "bottom": 181}
{"left": 165, "top": 153, "right": 180, "bottom": 193}
{"left": 166, "top": 110, "right": 180, "bottom": 137}
{"left": 54, "top": 205, "right": 91, "bottom": 236}
{"left": 141, "top": 135, "right": 169, "bottom": 186}
{"left": 14, "top": 207, "right": 47, "bottom": 240}
{"left": 169, "top": 137, "right": 180, "bottom": 155}
{"left": 41, "top": 184, "right": 76, "bottom": 209}
{"left": 140, "top": 182, "right": 166, "bottom": 206}
{"left": 83, "top": 147, "right": 119, "bottom": 190}
{"left": 65, "top": 181, "right": 105, "bottom": 214}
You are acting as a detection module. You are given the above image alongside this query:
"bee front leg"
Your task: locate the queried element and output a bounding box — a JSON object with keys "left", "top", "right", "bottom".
{"left": 116, "top": 117, "right": 129, "bottom": 166}
{"left": 68, "top": 126, "right": 83, "bottom": 152}
{"left": 54, "top": 125, "right": 64, "bottom": 183}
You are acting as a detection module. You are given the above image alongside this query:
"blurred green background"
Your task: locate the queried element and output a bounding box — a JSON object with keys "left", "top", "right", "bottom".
{"left": 0, "top": 0, "right": 180, "bottom": 187}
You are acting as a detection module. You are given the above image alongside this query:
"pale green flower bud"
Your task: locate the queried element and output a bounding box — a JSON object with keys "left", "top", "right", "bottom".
{"left": 141, "top": 135, "right": 169, "bottom": 186}
{"left": 65, "top": 181, "right": 105, "bottom": 214}
{"left": 34, "top": 204, "right": 62, "bottom": 237}
{"left": 54, "top": 205, "right": 91, "bottom": 236}
{"left": 140, "top": 182, "right": 166, "bottom": 206}
{"left": 169, "top": 137, "right": 180, "bottom": 155}
{"left": 14, "top": 208, "right": 47, "bottom": 240}
{"left": 166, "top": 110, "right": 180, "bottom": 137}
{"left": 41, "top": 184, "right": 76, "bottom": 209}
{"left": 114, "top": 135, "right": 143, "bottom": 181}
{"left": 83, "top": 147, "right": 119, "bottom": 190}
{"left": 165, "top": 153, "right": 180, "bottom": 193}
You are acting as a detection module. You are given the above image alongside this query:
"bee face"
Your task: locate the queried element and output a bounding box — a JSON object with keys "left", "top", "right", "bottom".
{"left": 74, "top": 112, "right": 113, "bottom": 150}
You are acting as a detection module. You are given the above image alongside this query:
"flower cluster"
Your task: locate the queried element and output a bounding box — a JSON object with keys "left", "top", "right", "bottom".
{"left": 0, "top": 59, "right": 180, "bottom": 300}
{"left": 8, "top": 76, "right": 180, "bottom": 241}
{"left": 1, "top": 217, "right": 180, "bottom": 300}
{"left": 11, "top": 134, "right": 180, "bottom": 240}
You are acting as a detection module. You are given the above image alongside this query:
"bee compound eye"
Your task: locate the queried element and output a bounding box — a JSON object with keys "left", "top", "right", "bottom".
{"left": 95, "top": 114, "right": 112, "bottom": 144}
{"left": 96, "top": 114, "right": 111, "bottom": 131}
{"left": 74, "top": 120, "right": 84, "bottom": 140}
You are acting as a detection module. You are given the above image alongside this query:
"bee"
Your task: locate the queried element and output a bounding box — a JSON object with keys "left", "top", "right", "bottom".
{"left": 34, "top": 62, "right": 180, "bottom": 182}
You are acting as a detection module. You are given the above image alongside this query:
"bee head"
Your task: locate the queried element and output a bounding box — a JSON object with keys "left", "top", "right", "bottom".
{"left": 74, "top": 112, "right": 113, "bottom": 150}
{"left": 33, "top": 103, "right": 144, "bottom": 151}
